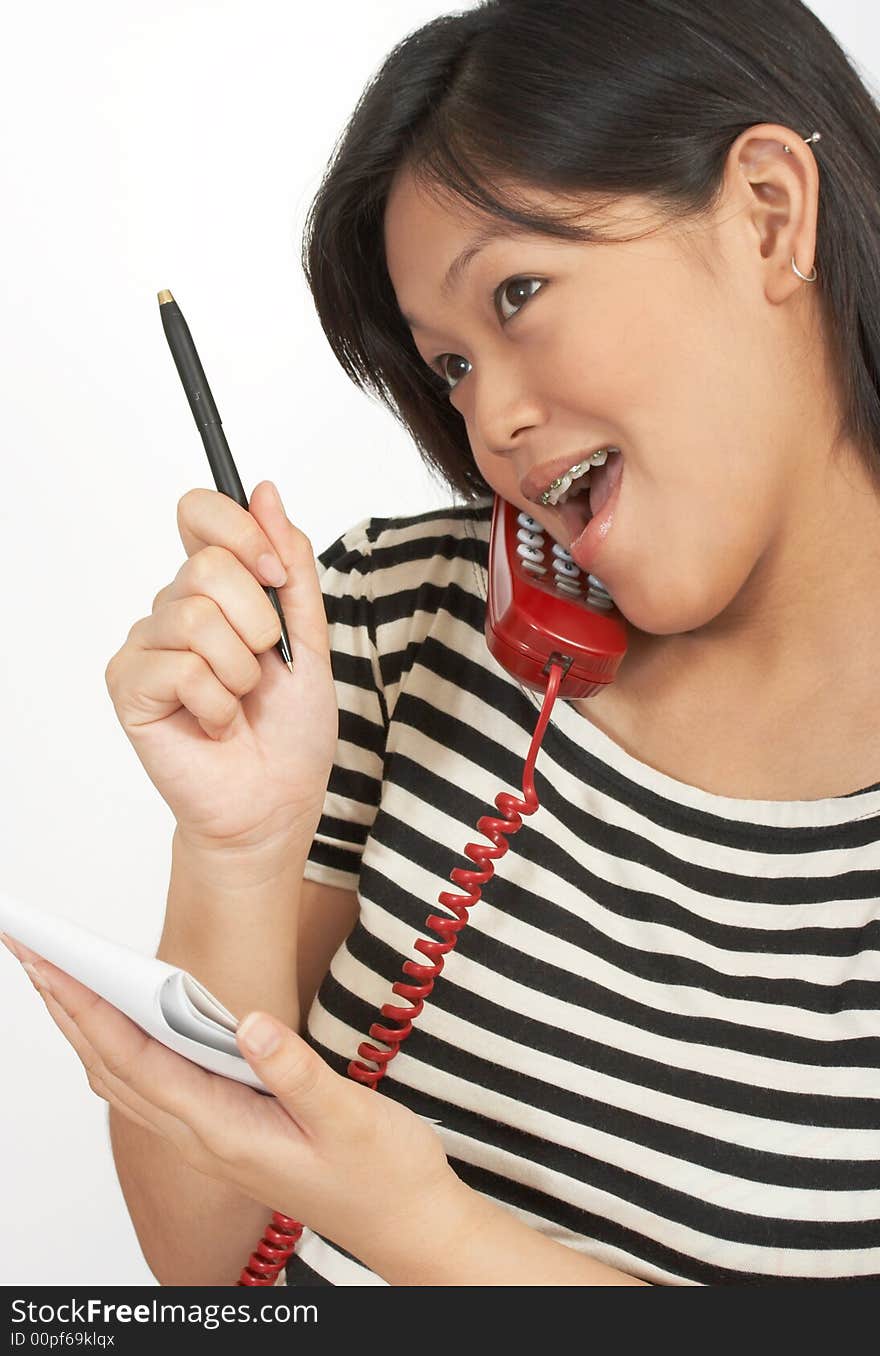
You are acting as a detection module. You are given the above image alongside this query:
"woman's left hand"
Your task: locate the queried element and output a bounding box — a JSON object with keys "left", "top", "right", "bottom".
{"left": 1, "top": 933, "right": 457, "bottom": 1268}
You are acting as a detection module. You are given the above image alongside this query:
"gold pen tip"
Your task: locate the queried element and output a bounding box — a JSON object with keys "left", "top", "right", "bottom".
{"left": 157, "top": 289, "right": 175, "bottom": 305}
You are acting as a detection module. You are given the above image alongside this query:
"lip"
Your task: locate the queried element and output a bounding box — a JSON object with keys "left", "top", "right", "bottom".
{"left": 568, "top": 456, "right": 624, "bottom": 575}
{"left": 520, "top": 445, "right": 621, "bottom": 504}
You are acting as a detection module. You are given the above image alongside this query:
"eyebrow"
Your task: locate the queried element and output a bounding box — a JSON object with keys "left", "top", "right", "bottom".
{"left": 400, "top": 225, "right": 514, "bottom": 331}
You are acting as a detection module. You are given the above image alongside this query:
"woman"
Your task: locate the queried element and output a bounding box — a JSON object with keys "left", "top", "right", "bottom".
{"left": 8, "top": 0, "right": 880, "bottom": 1285}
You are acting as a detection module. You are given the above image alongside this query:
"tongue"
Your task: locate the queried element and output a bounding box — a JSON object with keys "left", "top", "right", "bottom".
{"left": 589, "top": 450, "right": 623, "bottom": 518}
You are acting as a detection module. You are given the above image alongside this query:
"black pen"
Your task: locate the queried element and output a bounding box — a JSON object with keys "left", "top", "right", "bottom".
{"left": 157, "top": 289, "right": 294, "bottom": 674}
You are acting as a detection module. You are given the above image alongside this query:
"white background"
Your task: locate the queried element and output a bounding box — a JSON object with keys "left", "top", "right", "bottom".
{"left": 0, "top": 0, "right": 876, "bottom": 1288}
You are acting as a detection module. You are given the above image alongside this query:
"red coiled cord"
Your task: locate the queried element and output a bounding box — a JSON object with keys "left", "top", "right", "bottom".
{"left": 237, "top": 1213, "right": 304, "bottom": 1286}
{"left": 237, "top": 661, "right": 564, "bottom": 1285}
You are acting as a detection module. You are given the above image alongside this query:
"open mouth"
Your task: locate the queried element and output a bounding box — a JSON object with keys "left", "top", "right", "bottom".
{"left": 553, "top": 483, "right": 594, "bottom": 543}
{"left": 548, "top": 448, "right": 621, "bottom": 545}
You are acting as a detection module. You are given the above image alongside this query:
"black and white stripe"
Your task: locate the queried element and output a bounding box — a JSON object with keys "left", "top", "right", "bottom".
{"left": 284, "top": 499, "right": 880, "bottom": 1286}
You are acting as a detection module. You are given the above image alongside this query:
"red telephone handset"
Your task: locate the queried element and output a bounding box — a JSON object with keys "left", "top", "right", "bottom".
{"left": 238, "top": 496, "right": 628, "bottom": 1285}
{"left": 485, "top": 494, "right": 628, "bottom": 697}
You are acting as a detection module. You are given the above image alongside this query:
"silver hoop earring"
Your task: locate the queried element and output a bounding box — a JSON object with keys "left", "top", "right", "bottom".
{"left": 783, "top": 132, "right": 822, "bottom": 284}
{"left": 791, "top": 257, "right": 817, "bottom": 283}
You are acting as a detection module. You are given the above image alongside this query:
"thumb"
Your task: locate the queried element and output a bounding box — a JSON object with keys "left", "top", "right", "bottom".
{"left": 247, "top": 480, "right": 329, "bottom": 658}
{"left": 236, "top": 1011, "right": 345, "bottom": 1128}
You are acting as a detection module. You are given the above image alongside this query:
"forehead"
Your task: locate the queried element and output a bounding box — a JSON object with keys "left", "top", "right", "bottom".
{"left": 383, "top": 165, "right": 679, "bottom": 294}
{"left": 383, "top": 168, "right": 492, "bottom": 278}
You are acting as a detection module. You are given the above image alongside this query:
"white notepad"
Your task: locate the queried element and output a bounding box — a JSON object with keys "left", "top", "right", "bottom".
{"left": 0, "top": 888, "right": 271, "bottom": 1093}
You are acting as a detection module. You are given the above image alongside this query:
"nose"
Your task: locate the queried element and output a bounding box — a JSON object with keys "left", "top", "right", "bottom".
{"left": 467, "top": 361, "right": 546, "bottom": 459}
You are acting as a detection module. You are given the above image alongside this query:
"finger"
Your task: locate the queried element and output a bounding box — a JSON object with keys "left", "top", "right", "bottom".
{"left": 171, "top": 481, "right": 329, "bottom": 663}
{"left": 151, "top": 548, "right": 282, "bottom": 658}
{"left": 36, "top": 987, "right": 160, "bottom": 1135}
{"left": 1, "top": 931, "right": 41, "bottom": 965}
{"left": 105, "top": 609, "right": 263, "bottom": 745}
{"left": 177, "top": 487, "right": 289, "bottom": 589}
{"left": 236, "top": 1010, "right": 354, "bottom": 1137}
{"left": 12, "top": 956, "right": 187, "bottom": 1139}
{"left": 10, "top": 952, "right": 226, "bottom": 1131}
{"left": 5, "top": 944, "right": 269, "bottom": 1177}
{"left": 128, "top": 596, "right": 266, "bottom": 697}
{"left": 246, "top": 481, "right": 330, "bottom": 659}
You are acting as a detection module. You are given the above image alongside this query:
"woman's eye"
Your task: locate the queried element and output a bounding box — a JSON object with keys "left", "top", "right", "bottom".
{"left": 497, "top": 275, "right": 544, "bottom": 322}
{"left": 433, "top": 276, "right": 545, "bottom": 395}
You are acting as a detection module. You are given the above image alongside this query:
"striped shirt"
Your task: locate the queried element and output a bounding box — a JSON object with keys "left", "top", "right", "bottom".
{"left": 284, "top": 498, "right": 880, "bottom": 1286}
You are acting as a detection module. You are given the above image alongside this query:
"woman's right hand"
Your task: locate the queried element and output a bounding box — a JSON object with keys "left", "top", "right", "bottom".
{"left": 104, "top": 480, "right": 338, "bottom": 858}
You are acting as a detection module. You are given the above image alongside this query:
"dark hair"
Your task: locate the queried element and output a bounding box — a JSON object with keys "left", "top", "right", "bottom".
{"left": 301, "top": 0, "right": 880, "bottom": 503}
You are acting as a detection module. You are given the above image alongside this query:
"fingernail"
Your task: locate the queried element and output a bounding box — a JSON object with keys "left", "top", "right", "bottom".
{"left": 22, "top": 961, "right": 52, "bottom": 996}
{"left": 0, "top": 932, "right": 21, "bottom": 962}
{"left": 238, "top": 1013, "right": 281, "bottom": 1056}
{"left": 257, "top": 553, "right": 287, "bottom": 588}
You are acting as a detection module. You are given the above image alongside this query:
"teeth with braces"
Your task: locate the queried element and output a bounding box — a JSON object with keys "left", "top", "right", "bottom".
{"left": 539, "top": 447, "right": 619, "bottom": 507}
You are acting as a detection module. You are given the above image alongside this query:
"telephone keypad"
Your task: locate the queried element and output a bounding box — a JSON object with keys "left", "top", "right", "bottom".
{"left": 515, "top": 511, "right": 613, "bottom": 609}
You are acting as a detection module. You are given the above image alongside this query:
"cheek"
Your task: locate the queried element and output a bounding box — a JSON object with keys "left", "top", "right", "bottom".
{"left": 610, "top": 461, "right": 773, "bottom": 634}
{"left": 469, "top": 449, "right": 517, "bottom": 504}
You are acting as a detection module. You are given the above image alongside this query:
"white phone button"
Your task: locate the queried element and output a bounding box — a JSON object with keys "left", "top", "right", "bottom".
{"left": 551, "top": 542, "right": 578, "bottom": 564}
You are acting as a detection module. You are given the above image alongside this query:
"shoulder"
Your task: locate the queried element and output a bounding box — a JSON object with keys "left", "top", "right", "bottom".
{"left": 316, "top": 498, "right": 493, "bottom": 599}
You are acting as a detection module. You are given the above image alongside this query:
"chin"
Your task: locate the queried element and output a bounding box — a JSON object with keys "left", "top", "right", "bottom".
{"left": 607, "top": 574, "right": 739, "bottom": 638}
